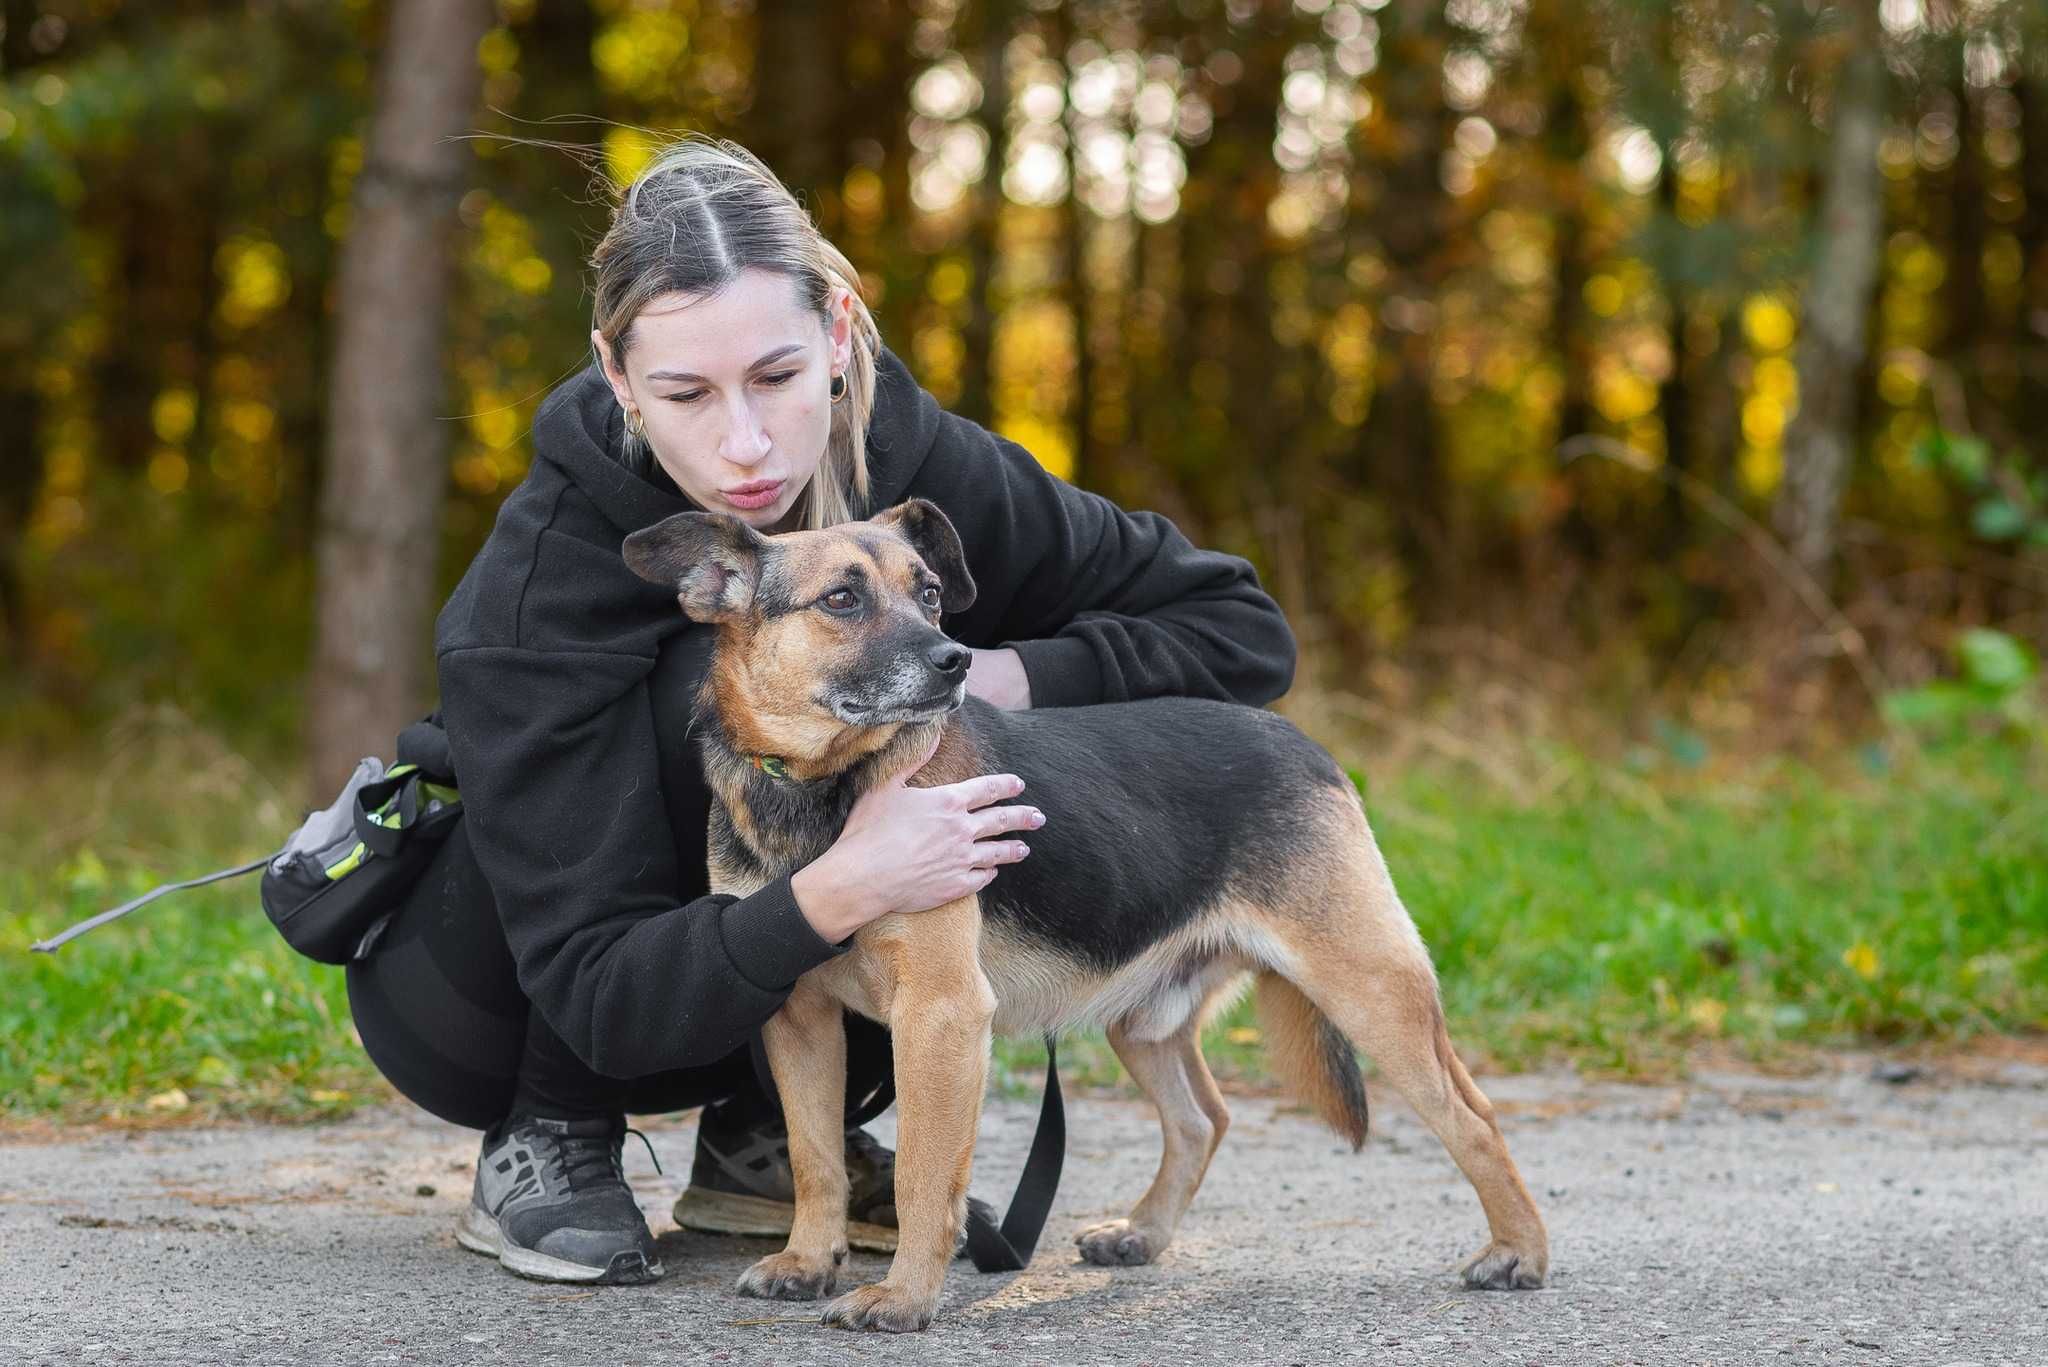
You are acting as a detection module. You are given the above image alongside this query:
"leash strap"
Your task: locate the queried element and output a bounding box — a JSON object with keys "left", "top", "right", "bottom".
{"left": 746, "top": 1028, "right": 1066, "bottom": 1274}
{"left": 30, "top": 852, "right": 280, "bottom": 954}
{"left": 961, "top": 1035, "right": 1064, "bottom": 1274}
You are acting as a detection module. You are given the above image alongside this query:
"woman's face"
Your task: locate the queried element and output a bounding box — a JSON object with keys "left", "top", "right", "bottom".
{"left": 593, "top": 267, "right": 854, "bottom": 533}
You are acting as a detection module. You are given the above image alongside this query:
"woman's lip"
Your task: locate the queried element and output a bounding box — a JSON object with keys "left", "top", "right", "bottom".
{"left": 723, "top": 481, "right": 784, "bottom": 509}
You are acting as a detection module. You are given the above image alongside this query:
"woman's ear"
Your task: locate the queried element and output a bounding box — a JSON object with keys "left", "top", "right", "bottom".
{"left": 591, "top": 329, "right": 634, "bottom": 410}
{"left": 826, "top": 287, "right": 854, "bottom": 373}
{"left": 873, "top": 498, "right": 976, "bottom": 614}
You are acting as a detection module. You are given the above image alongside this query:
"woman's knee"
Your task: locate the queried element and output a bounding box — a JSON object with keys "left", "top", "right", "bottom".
{"left": 342, "top": 821, "right": 526, "bottom": 1130}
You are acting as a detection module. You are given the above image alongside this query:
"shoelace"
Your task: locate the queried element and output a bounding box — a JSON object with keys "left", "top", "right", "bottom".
{"left": 543, "top": 1124, "right": 662, "bottom": 1192}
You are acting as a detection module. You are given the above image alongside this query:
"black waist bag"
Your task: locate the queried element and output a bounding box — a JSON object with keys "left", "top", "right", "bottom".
{"left": 31, "top": 711, "right": 460, "bottom": 963}
{"left": 258, "top": 715, "right": 462, "bottom": 963}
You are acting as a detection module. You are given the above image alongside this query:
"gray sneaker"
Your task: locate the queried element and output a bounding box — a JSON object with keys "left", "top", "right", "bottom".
{"left": 455, "top": 1114, "right": 664, "bottom": 1284}
{"left": 673, "top": 1116, "right": 900, "bottom": 1253}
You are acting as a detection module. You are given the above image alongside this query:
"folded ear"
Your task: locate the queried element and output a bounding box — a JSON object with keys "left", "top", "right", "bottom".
{"left": 873, "top": 497, "right": 976, "bottom": 613}
{"left": 621, "top": 512, "right": 767, "bottom": 624}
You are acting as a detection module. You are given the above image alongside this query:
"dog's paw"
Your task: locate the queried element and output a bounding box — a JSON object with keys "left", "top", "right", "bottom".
{"left": 820, "top": 1282, "right": 937, "bottom": 1333}
{"left": 736, "top": 1248, "right": 843, "bottom": 1301}
{"left": 1074, "top": 1218, "right": 1158, "bottom": 1267}
{"left": 1459, "top": 1241, "right": 1546, "bottom": 1290}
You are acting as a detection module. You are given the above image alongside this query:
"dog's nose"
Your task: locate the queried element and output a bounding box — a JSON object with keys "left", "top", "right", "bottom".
{"left": 927, "top": 641, "right": 970, "bottom": 678}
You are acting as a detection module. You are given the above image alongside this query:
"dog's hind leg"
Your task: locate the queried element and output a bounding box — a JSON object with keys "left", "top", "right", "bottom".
{"left": 1290, "top": 935, "right": 1548, "bottom": 1289}
{"left": 736, "top": 977, "right": 850, "bottom": 1302}
{"left": 821, "top": 901, "right": 994, "bottom": 1333}
{"left": 1075, "top": 1017, "right": 1230, "bottom": 1267}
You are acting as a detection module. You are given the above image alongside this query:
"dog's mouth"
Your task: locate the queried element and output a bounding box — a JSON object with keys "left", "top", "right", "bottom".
{"left": 827, "top": 683, "right": 965, "bottom": 726}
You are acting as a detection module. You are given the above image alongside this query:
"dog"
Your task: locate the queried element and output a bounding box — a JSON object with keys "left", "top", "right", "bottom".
{"left": 621, "top": 498, "right": 1549, "bottom": 1333}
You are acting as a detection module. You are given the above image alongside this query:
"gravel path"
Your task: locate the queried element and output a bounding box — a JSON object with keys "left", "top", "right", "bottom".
{"left": 6, "top": 1051, "right": 2044, "bottom": 1365}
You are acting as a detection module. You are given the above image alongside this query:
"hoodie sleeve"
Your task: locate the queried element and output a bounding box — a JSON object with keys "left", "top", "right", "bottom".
{"left": 916, "top": 412, "right": 1298, "bottom": 710}
{"left": 437, "top": 645, "right": 850, "bottom": 1078}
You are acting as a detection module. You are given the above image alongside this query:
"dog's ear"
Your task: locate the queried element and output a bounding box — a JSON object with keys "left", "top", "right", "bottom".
{"left": 621, "top": 512, "right": 767, "bottom": 624}
{"left": 873, "top": 498, "right": 976, "bottom": 613}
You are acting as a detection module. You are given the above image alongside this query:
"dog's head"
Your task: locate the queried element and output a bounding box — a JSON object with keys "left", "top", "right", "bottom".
{"left": 623, "top": 497, "right": 979, "bottom": 734}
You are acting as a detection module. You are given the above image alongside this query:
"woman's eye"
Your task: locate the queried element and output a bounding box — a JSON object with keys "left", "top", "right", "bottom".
{"left": 666, "top": 374, "right": 792, "bottom": 403}
{"left": 823, "top": 589, "right": 859, "bottom": 612}
{"left": 920, "top": 585, "right": 942, "bottom": 610}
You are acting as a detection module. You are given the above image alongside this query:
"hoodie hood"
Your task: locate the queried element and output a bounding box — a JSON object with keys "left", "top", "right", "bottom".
{"left": 531, "top": 342, "right": 946, "bottom": 538}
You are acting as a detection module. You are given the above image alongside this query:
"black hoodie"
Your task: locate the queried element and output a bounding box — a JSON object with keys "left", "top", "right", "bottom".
{"left": 433, "top": 344, "right": 1296, "bottom": 1079}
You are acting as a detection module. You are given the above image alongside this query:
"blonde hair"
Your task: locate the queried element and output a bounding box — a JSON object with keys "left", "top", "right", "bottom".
{"left": 589, "top": 133, "right": 881, "bottom": 529}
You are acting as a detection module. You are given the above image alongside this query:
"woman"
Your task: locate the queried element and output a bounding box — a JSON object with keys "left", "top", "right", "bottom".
{"left": 344, "top": 135, "right": 1296, "bottom": 1286}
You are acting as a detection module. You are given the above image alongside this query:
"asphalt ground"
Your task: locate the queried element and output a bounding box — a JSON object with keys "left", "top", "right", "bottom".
{"left": 5, "top": 1049, "right": 2044, "bottom": 1366}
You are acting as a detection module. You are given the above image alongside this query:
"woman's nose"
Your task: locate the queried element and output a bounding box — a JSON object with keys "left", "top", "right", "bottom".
{"left": 721, "top": 397, "right": 771, "bottom": 464}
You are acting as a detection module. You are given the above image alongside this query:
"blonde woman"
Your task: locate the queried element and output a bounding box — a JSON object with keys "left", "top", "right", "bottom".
{"left": 343, "top": 135, "right": 1296, "bottom": 1285}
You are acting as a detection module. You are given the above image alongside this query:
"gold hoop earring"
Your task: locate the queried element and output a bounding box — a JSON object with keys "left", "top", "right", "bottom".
{"left": 829, "top": 372, "right": 847, "bottom": 404}
{"left": 624, "top": 408, "right": 646, "bottom": 440}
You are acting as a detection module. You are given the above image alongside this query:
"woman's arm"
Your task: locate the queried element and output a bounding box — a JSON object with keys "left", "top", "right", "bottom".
{"left": 438, "top": 646, "right": 851, "bottom": 1079}
{"left": 911, "top": 410, "right": 1298, "bottom": 709}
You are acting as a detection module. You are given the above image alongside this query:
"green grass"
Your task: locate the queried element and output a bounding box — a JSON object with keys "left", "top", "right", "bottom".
{"left": 5, "top": 716, "right": 2046, "bottom": 1125}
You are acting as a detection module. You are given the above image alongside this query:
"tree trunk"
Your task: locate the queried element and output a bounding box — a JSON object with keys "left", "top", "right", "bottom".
{"left": 743, "top": 0, "right": 835, "bottom": 221}
{"left": 1655, "top": 157, "right": 1693, "bottom": 548}
{"left": 306, "top": 0, "right": 491, "bottom": 801}
{"left": 958, "top": 2, "right": 1011, "bottom": 429}
{"left": 1354, "top": 0, "right": 1456, "bottom": 583}
{"left": 1054, "top": 1, "right": 1094, "bottom": 489}
{"left": 2015, "top": 65, "right": 2048, "bottom": 462}
{"left": 0, "top": 0, "right": 48, "bottom": 670}
{"left": 1775, "top": 32, "right": 1885, "bottom": 579}
{"left": 1944, "top": 70, "right": 1987, "bottom": 430}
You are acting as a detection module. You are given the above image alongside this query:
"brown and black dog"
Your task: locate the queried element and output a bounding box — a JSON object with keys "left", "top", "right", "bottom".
{"left": 622, "top": 498, "right": 1548, "bottom": 1333}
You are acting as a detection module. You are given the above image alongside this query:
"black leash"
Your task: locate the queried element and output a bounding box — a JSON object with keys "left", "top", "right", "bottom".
{"left": 959, "top": 1036, "right": 1063, "bottom": 1273}
{"left": 748, "top": 1029, "right": 1064, "bottom": 1273}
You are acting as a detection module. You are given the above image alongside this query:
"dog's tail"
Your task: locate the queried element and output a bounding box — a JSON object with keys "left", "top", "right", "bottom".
{"left": 1253, "top": 972, "right": 1368, "bottom": 1149}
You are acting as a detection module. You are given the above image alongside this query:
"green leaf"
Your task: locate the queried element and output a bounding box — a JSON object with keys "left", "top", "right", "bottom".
{"left": 1881, "top": 682, "right": 1983, "bottom": 727}
{"left": 1915, "top": 429, "right": 1990, "bottom": 483}
{"left": 1971, "top": 499, "right": 2030, "bottom": 542}
{"left": 1943, "top": 434, "right": 1991, "bottom": 483}
{"left": 1956, "top": 628, "right": 2037, "bottom": 693}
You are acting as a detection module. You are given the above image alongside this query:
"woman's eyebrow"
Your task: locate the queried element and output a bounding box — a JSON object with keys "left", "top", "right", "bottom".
{"left": 645, "top": 343, "right": 806, "bottom": 383}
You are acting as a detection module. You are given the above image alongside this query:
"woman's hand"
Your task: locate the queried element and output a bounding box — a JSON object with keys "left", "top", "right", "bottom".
{"left": 965, "top": 646, "right": 1032, "bottom": 710}
{"left": 790, "top": 730, "right": 1044, "bottom": 942}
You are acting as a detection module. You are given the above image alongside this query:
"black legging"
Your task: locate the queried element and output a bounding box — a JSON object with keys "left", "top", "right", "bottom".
{"left": 344, "top": 816, "right": 892, "bottom": 1132}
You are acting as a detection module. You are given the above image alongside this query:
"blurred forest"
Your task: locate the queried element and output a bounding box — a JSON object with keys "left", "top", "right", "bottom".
{"left": 4, "top": 0, "right": 2047, "bottom": 778}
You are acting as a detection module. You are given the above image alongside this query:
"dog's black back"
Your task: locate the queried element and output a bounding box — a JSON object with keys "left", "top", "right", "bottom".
{"left": 962, "top": 696, "right": 1351, "bottom": 972}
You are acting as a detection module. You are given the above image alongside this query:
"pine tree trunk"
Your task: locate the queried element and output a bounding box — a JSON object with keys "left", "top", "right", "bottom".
{"left": 1775, "top": 34, "right": 1885, "bottom": 579}
{"left": 958, "top": 3, "right": 1011, "bottom": 429}
{"left": 306, "top": 0, "right": 491, "bottom": 800}
{"left": 1055, "top": 1, "right": 1094, "bottom": 488}
{"left": 744, "top": 0, "right": 835, "bottom": 218}
{"left": 2015, "top": 65, "right": 2048, "bottom": 459}
{"left": 1354, "top": 0, "right": 1456, "bottom": 583}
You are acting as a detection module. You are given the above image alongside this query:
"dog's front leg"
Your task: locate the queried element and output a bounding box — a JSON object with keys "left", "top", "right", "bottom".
{"left": 822, "top": 904, "right": 993, "bottom": 1333}
{"left": 735, "top": 977, "right": 849, "bottom": 1302}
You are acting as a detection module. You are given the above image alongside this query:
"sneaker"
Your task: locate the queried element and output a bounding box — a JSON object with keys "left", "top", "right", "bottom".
{"left": 455, "top": 1114, "right": 665, "bottom": 1284}
{"left": 672, "top": 1112, "right": 899, "bottom": 1253}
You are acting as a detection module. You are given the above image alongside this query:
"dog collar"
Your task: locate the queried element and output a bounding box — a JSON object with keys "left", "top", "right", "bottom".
{"left": 746, "top": 754, "right": 798, "bottom": 781}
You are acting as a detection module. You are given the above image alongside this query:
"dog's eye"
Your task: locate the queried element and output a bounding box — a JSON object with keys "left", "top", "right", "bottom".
{"left": 822, "top": 589, "right": 860, "bottom": 613}
{"left": 920, "top": 585, "right": 942, "bottom": 611}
